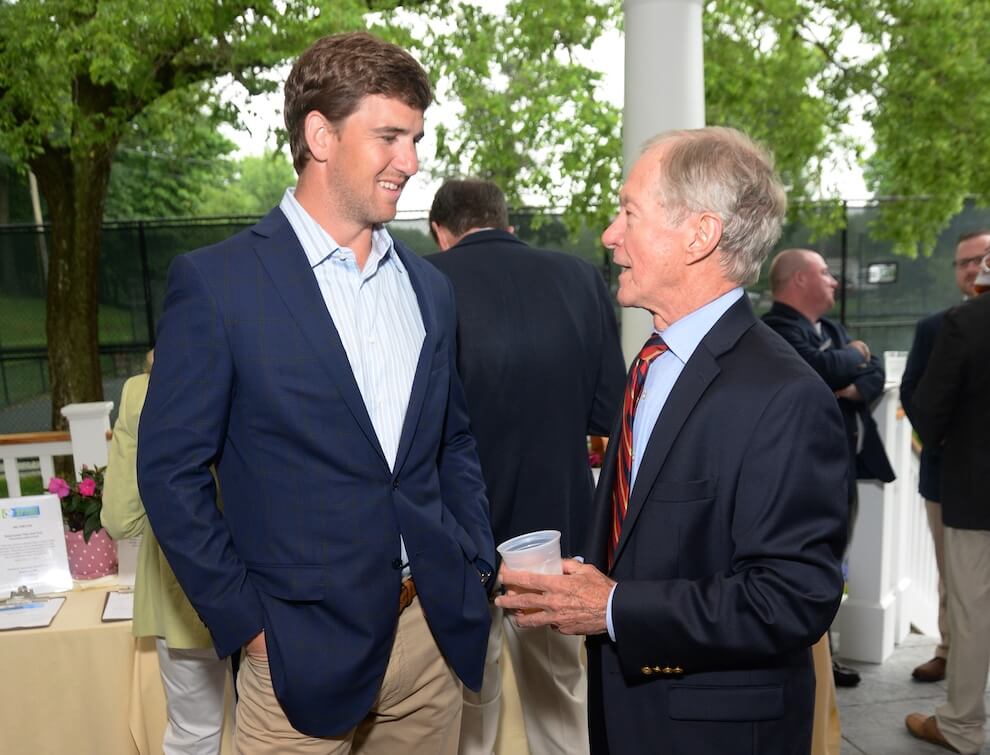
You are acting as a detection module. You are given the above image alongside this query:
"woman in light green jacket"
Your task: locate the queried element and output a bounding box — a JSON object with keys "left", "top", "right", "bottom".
{"left": 102, "top": 353, "right": 230, "bottom": 754}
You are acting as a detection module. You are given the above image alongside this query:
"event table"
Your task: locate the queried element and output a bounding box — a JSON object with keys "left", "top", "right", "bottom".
{"left": 0, "top": 585, "right": 232, "bottom": 755}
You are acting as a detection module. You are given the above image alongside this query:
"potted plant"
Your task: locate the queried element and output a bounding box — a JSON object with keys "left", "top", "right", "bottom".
{"left": 48, "top": 465, "right": 117, "bottom": 579}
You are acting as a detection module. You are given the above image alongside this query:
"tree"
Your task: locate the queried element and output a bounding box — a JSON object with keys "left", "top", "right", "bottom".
{"left": 197, "top": 150, "right": 297, "bottom": 217}
{"left": 0, "top": 1, "right": 372, "bottom": 428}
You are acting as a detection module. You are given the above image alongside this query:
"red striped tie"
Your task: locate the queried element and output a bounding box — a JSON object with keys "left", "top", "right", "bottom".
{"left": 609, "top": 332, "right": 667, "bottom": 569}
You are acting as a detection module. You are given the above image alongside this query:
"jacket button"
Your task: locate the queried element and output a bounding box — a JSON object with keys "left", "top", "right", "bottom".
{"left": 673, "top": 666, "right": 684, "bottom": 674}
{"left": 392, "top": 480, "right": 399, "bottom": 489}
{"left": 391, "top": 558, "right": 403, "bottom": 570}
{"left": 640, "top": 666, "right": 653, "bottom": 676}
{"left": 662, "top": 666, "right": 673, "bottom": 674}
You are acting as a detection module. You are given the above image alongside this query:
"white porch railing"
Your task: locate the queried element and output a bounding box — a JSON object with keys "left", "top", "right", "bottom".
{"left": 0, "top": 402, "right": 113, "bottom": 497}
{"left": 837, "top": 366, "right": 939, "bottom": 663}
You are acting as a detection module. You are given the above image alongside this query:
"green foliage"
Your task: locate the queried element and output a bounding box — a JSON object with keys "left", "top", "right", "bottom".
{"left": 198, "top": 150, "right": 297, "bottom": 217}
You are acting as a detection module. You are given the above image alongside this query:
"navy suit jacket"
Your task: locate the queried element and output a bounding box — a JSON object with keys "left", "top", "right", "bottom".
{"left": 911, "top": 294, "right": 990, "bottom": 530}
{"left": 899, "top": 309, "right": 945, "bottom": 501}
{"left": 585, "top": 296, "right": 848, "bottom": 755}
{"left": 137, "top": 208, "right": 494, "bottom": 737}
{"left": 762, "top": 302, "right": 895, "bottom": 503}
{"left": 426, "top": 230, "right": 625, "bottom": 556}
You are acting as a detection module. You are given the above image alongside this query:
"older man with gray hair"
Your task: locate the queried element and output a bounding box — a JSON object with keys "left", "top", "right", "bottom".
{"left": 496, "top": 127, "right": 849, "bottom": 755}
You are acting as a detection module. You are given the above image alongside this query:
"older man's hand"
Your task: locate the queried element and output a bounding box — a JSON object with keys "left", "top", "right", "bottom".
{"left": 494, "top": 558, "right": 615, "bottom": 636}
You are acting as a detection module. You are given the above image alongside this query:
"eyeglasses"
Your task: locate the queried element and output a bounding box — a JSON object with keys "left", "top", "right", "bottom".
{"left": 952, "top": 254, "right": 986, "bottom": 269}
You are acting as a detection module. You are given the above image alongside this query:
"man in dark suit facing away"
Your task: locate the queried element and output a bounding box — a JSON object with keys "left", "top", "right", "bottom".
{"left": 137, "top": 33, "right": 494, "bottom": 755}
{"left": 496, "top": 127, "right": 848, "bottom": 755}
{"left": 899, "top": 229, "right": 989, "bottom": 683}
{"left": 905, "top": 279, "right": 990, "bottom": 755}
{"left": 426, "top": 178, "right": 625, "bottom": 755}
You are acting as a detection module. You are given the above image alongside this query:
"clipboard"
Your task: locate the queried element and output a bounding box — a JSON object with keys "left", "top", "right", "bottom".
{"left": 101, "top": 589, "right": 134, "bottom": 622}
{"left": 0, "top": 586, "right": 65, "bottom": 630}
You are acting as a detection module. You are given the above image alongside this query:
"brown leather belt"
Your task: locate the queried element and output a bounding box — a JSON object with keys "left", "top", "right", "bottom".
{"left": 399, "top": 577, "right": 417, "bottom": 614}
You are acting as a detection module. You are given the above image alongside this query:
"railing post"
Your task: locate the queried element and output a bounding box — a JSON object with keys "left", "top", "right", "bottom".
{"left": 59, "top": 401, "right": 114, "bottom": 478}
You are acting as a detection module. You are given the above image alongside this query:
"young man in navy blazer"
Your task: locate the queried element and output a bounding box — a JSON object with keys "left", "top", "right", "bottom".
{"left": 137, "top": 33, "right": 494, "bottom": 755}
{"left": 497, "top": 127, "right": 848, "bottom": 755}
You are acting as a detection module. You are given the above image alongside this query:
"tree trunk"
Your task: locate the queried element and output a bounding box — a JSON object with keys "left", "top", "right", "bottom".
{"left": 32, "top": 149, "right": 113, "bottom": 430}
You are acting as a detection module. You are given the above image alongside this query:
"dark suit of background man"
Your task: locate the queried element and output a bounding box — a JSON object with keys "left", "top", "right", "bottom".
{"left": 763, "top": 248, "right": 895, "bottom": 689}
{"left": 137, "top": 33, "right": 494, "bottom": 755}
{"left": 905, "top": 278, "right": 990, "bottom": 755}
{"left": 899, "top": 229, "right": 989, "bottom": 684}
{"left": 426, "top": 179, "right": 625, "bottom": 755}
{"left": 495, "top": 127, "right": 848, "bottom": 755}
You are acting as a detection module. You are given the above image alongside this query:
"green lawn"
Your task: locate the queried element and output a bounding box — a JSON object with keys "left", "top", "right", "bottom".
{"left": 0, "top": 296, "right": 139, "bottom": 347}
{"left": 0, "top": 475, "right": 44, "bottom": 497}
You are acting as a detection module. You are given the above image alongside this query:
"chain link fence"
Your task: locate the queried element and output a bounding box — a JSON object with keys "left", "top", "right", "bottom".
{"left": 2, "top": 200, "right": 987, "bottom": 433}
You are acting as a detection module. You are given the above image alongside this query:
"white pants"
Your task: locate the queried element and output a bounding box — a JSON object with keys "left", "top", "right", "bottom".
{"left": 936, "top": 526, "right": 990, "bottom": 754}
{"left": 156, "top": 638, "right": 231, "bottom": 755}
{"left": 459, "top": 602, "right": 589, "bottom": 755}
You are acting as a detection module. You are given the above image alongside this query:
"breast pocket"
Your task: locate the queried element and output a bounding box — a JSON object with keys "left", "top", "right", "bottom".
{"left": 637, "top": 478, "right": 717, "bottom": 579}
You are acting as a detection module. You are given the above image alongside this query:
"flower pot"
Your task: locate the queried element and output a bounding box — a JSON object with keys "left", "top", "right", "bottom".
{"left": 65, "top": 528, "right": 117, "bottom": 580}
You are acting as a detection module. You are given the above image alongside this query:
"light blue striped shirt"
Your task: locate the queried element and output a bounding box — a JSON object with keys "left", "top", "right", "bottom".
{"left": 607, "top": 287, "right": 744, "bottom": 640}
{"left": 279, "top": 188, "right": 425, "bottom": 573}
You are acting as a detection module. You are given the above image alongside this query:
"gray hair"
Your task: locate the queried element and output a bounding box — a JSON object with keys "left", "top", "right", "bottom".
{"left": 642, "top": 127, "right": 787, "bottom": 286}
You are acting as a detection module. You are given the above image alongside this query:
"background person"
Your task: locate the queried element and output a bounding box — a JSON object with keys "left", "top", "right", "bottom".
{"left": 426, "top": 178, "right": 625, "bottom": 755}
{"left": 763, "top": 247, "right": 896, "bottom": 688}
{"left": 899, "top": 228, "right": 990, "bottom": 683}
{"left": 905, "top": 279, "right": 990, "bottom": 754}
{"left": 102, "top": 350, "right": 231, "bottom": 754}
{"left": 137, "top": 32, "right": 494, "bottom": 755}
{"left": 496, "top": 126, "right": 848, "bottom": 755}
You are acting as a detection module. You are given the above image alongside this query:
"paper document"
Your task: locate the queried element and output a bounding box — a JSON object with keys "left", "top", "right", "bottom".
{"left": 102, "top": 590, "right": 134, "bottom": 622}
{"left": 0, "top": 596, "right": 65, "bottom": 630}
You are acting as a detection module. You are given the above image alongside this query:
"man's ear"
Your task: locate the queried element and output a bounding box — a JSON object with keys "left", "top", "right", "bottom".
{"left": 303, "top": 111, "right": 333, "bottom": 163}
{"left": 685, "top": 212, "right": 723, "bottom": 265}
{"left": 431, "top": 222, "right": 456, "bottom": 251}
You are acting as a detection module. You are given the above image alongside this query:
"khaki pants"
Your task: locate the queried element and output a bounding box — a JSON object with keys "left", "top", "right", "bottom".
{"left": 925, "top": 499, "right": 950, "bottom": 658}
{"left": 234, "top": 597, "right": 462, "bottom": 755}
{"left": 460, "top": 603, "right": 589, "bottom": 755}
{"left": 936, "top": 526, "right": 990, "bottom": 754}
{"left": 810, "top": 634, "right": 841, "bottom": 755}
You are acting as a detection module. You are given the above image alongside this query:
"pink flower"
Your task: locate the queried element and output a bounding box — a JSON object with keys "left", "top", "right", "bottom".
{"left": 48, "top": 477, "right": 71, "bottom": 499}
{"left": 78, "top": 478, "right": 96, "bottom": 497}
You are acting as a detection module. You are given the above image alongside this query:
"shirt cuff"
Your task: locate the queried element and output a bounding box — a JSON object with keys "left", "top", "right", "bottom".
{"left": 606, "top": 583, "right": 618, "bottom": 642}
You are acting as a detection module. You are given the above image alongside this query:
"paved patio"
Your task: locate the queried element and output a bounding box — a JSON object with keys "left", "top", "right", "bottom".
{"left": 837, "top": 632, "right": 990, "bottom": 754}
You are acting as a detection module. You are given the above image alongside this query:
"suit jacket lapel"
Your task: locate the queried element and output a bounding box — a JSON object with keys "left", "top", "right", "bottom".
{"left": 610, "top": 296, "right": 755, "bottom": 568}
{"left": 250, "top": 208, "right": 387, "bottom": 466}
{"left": 392, "top": 242, "right": 439, "bottom": 477}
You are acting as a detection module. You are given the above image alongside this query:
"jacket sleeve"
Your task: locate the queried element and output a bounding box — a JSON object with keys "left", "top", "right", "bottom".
{"left": 588, "top": 270, "right": 626, "bottom": 437}
{"left": 766, "top": 319, "right": 865, "bottom": 391}
{"left": 435, "top": 275, "right": 496, "bottom": 574}
{"left": 911, "top": 307, "right": 966, "bottom": 449}
{"left": 101, "top": 375, "right": 148, "bottom": 540}
{"left": 900, "top": 315, "right": 937, "bottom": 428}
{"left": 137, "top": 253, "right": 264, "bottom": 658}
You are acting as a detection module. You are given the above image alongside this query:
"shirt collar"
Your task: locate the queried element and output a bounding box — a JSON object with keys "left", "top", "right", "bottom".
{"left": 657, "top": 288, "right": 744, "bottom": 365}
{"left": 280, "top": 187, "right": 403, "bottom": 275}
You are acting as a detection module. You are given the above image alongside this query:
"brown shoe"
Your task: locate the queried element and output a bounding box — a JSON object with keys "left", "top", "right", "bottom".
{"left": 912, "top": 655, "right": 947, "bottom": 682}
{"left": 905, "top": 713, "right": 961, "bottom": 753}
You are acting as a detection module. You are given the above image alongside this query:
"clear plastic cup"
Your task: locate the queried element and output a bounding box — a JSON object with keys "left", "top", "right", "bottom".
{"left": 496, "top": 529, "right": 562, "bottom": 575}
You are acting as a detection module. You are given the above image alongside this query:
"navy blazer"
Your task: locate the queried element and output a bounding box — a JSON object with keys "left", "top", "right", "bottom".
{"left": 899, "top": 310, "right": 945, "bottom": 501}
{"left": 585, "top": 296, "right": 848, "bottom": 755}
{"left": 426, "top": 230, "right": 625, "bottom": 557}
{"left": 762, "top": 302, "right": 895, "bottom": 501}
{"left": 911, "top": 294, "right": 990, "bottom": 530}
{"left": 137, "top": 208, "right": 493, "bottom": 737}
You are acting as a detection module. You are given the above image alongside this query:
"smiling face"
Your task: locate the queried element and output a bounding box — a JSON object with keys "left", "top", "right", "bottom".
{"left": 320, "top": 94, "right": 423, "bottom": 232}
{"left": 954, "top": 234, "right": 990, "bottom": 298}
{"left": 601, "top": 146, "right": 697, "bottom": 327}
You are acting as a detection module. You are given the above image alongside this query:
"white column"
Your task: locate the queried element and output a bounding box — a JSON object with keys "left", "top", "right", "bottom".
{"left": 620, "top": 0, "right": 706, "bottom": 361}
{"left": 837, "top": 385, "right": 905, "bottom": 662}
{"left": 60, "top": 401, "right": 114, "bottom": 479}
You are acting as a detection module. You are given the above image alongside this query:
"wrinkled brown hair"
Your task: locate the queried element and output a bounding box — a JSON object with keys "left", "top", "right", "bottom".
{"left": 284, "top": 32, "right": 432, "bottom": 173}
